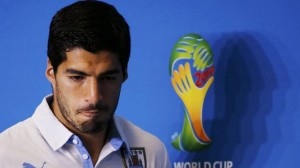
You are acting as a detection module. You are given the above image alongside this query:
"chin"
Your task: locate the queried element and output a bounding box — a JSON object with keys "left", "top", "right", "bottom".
{"left": 77, "top": 117, "right": 111, "bottom": 133}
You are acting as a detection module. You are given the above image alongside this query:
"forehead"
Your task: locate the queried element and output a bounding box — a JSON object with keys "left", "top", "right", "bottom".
{"left": 59, "top": 48, "right": 122, "bottom": 74}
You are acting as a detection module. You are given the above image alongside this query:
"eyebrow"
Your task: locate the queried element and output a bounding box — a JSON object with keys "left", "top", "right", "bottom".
{"left": 65, "top": 68, "right": 88, "bottom": 76}
{"left": 64, "top": 68, "right": 121, "bottom": 76}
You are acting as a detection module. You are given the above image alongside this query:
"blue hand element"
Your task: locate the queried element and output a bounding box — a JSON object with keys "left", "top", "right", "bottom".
{"left": 22, "top": 162, "right": 35, "bottom": 168}
{"left": 23, "top": 162, "right": 46, "bottom": 168}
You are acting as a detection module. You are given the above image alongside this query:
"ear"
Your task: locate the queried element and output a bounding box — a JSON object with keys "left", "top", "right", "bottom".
{"left": 45, "top": 59, "right": 56, "bottom": 86}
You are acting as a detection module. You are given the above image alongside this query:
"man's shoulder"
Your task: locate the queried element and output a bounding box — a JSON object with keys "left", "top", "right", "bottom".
{"left": 114, "top": 116, "right": 171, "bottom": 167}
{"left": 114, "top": 115, "right": 166, "bottom": 149}
{"left": 0, "top": 118, "right": 40, "bottom": 163}
{"left": 0, "top": 117, "right": 38, "bottom": 148}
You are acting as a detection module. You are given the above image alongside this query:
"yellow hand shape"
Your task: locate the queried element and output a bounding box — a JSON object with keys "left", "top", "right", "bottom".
{"left": 171, "top": 62, "right": 214, "bottom": 142}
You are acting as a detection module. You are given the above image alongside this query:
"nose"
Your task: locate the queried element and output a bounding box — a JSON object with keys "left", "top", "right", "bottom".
{"left": 85, "top": 79, "right": 103, "bottom": 104}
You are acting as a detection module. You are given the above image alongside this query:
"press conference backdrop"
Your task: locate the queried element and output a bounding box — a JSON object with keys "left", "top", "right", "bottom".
{"left": 0, "top": 0, "right": 299, "bottom": 167}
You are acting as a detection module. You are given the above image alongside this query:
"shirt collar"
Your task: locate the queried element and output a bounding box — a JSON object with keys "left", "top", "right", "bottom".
{"left": 108, "top": 117, "right": 131, "bottom": 154}
{"left": 112, "top": 116, "right": 131, "bottom": 154}
{"left": 32, "top": 95, "right": 131, "bottom": 153}
{"left": 32, "top": 95, "right": 73, "bottom": 151}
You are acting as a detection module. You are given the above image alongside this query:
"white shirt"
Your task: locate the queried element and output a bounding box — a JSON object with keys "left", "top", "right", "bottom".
{"left": 0, "top": 95, "right": 171, "bottom": 168}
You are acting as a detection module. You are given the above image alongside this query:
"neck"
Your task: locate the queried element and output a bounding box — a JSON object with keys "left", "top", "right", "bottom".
{"left": 78, "top": 128, "right": 108, "bottom": 166}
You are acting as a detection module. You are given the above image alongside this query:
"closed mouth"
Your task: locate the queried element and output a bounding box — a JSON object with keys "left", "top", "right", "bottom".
{"left": 80, "top": 110, "right": 100, "bottom": 117}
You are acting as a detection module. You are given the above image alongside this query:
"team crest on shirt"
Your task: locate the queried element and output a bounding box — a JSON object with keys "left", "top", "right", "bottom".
{"left": 121, "top": 147, "right": 147, "bottom": 168}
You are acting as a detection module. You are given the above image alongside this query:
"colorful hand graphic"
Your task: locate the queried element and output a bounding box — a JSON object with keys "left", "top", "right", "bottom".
{"left": 171, "top": 62, "right": 213, "bottom": 151}
{"left": 169, "top": 33, "right": 214, "bottom": 151}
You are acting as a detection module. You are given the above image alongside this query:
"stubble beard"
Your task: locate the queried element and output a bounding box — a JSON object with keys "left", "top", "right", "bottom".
{"left": 55, "top": 85, "right": 114, "bottom": 134}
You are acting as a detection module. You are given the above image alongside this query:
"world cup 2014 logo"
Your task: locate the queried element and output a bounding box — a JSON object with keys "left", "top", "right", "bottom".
{"left": 169, "top": 34, "right": 214, "bottom": 151}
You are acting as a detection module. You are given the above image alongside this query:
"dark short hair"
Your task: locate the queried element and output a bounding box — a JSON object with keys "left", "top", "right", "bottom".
{"left": 47, "top": 1, "right": 130, "bottom": 73}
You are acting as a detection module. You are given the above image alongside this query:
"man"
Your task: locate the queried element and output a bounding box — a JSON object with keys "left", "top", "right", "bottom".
{"left": 0, "top": 1, "right": 171, "bottom": 168}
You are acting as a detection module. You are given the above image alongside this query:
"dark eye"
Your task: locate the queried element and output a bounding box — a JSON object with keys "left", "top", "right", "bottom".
{"left": 70, "top": 76, "right": 86, "bottom": 82}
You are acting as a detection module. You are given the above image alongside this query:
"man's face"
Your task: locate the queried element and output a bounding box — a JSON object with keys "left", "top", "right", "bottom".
{"left": 46, "top": 48, "right": 126, "bottom": 134}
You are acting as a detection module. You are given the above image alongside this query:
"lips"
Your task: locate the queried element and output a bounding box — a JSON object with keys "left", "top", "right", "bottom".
{"left": 77, "top": 104, "right": 109, "bottom": 118}
{"left": 80, "top": 110, "right": 100, "bottom": 118}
